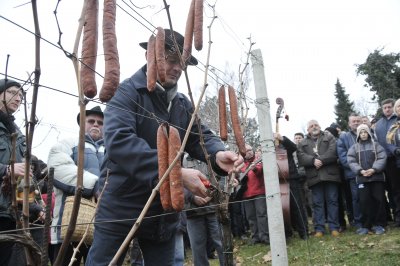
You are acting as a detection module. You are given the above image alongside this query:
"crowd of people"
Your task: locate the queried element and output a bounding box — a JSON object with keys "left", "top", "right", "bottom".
{"left": 1, "top": 28, "right": 400, "bottom": 266}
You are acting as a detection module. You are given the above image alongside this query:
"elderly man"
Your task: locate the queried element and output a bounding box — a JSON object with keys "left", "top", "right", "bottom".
{"left": 86, "top": 29, "right": 243, "bottom": 266}
{"left": 297, "top": 120, "right": 341, "bottom": 237}
{"left": 48, "top": 106, "right": 105, "bottom": 265}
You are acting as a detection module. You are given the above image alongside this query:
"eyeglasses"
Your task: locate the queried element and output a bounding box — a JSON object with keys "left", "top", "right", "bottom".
{"left": 6, "top": 89, "right": 23, "bottom": 99}
{"left": 86, "top": 119, "right": 103, "bottom": 126}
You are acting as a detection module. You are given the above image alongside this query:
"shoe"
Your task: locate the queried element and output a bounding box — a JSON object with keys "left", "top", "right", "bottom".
{"left": 299, "top": 234, "right": 308, "bottom": 240}
{"left": 240, "top": 235, "right": 249, "bottom": 240}
{"left": 331, "top": 230, "right": 340, "bottom": 237}
{"left": 314, "top": 232, "right": 323, "bottom": 238}
{"left": 207, "top": 253, "right": 217, "bottom": 259}
{"left": 249, "top": 239, "right": 259, "bottom": 245}
{"left": 372, "top": 226, "right": 385, "bottom": 235}
{"left": 356, "top": 228, "right": 369, "bottom": 235}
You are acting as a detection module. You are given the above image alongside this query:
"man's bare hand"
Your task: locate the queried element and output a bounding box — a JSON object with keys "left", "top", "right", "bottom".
{"left": 182, "top": 168, "right": 208, "bottom": 198}
{"left": 12, "top": 162, "right": 32, "bottom": 177}
{"left": 314, "top": 158, "right": 323, "bottom": 169}
{"left": 193, "top": 196, "right": 212, "bottom": 206}
{"left": 216, "top": 151, "right": 244, "bottom": 174}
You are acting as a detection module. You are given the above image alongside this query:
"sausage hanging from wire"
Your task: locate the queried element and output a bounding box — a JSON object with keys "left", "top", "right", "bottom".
{"left": 99, "top": 0, "right": 120, "bottom": 102}
{"left": 228, "top": 85, "right": 246, "bottom": 157}
{"left": 81, "top": 0, "right": 99, "bottom": 99}
{"left": 218, "top": 85, "right": 228, "bottom": 141}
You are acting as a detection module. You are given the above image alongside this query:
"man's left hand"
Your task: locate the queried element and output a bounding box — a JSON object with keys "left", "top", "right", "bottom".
{"left": 215, "top": 151, "right": 244, "bottom": 175}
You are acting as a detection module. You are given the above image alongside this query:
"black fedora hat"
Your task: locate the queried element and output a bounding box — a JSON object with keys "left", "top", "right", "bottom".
{"left": 76, "top": 106, "right": 104, "bottom": 125}
{"left": 139, "top": 29, "right": 198, "bottom": 66}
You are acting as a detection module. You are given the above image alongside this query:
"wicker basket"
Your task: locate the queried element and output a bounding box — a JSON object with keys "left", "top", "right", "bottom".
{"left": 61, "top": 196, "right": 96, "bottom": 245}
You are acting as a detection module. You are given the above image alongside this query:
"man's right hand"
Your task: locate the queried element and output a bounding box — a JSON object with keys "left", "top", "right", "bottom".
{"left": 193, "top": 196, "right": 212, "bottom": 206}
{"left": 12, "top": 162, "right": 32, "bottom": 177}
{"left": 181, "top": 168, "right": 209, "bottom": 198}
{"left": 314, "top": 158, "right": 323, "bottom": 169}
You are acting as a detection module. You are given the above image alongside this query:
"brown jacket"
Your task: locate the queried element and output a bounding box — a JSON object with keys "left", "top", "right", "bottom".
{"left": 297, "top": 131, "right": 341, "bottom": 187}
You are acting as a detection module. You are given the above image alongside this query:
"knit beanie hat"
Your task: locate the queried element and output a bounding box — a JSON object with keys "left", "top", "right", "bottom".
{"left": 324, "top": 127, "right": 339, "bottom": 138}
{"left": 0, "top": 78, "right": 21, "bottom": 94}
{"left": 356, "top": 124, "right": 371, "bottom": 142}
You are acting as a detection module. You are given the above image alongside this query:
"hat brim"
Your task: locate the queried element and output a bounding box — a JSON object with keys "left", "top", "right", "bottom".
{"left": 76, "top": 110, "right": 104, "bottom": 125}
{"left": 139, "top": 42, "right": 198, "bottom": 66}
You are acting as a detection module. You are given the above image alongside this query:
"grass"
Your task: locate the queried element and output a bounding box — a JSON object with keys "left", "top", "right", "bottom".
{"left": 184, "top": 223, "right": 400, "bottom": 266}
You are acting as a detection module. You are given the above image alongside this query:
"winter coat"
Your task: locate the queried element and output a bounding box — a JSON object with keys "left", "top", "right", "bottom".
{"left": 375, "top": 113, "right": 397, "bottom": 157}
{"left": 337, "top": 130, "right": 358, "bottom": 179}
{"left": 241, "top": 157, "right": 264, "bottom": 199}
{"left": 347, "top": 126, "right": 387, "bottom": 184}
{"left": 280, "top": 136, "right": 302, "bottom": 180}
{"left": 297, "top": 131, "right": 341, "bottom": 187}
{"left": 48, "top": 134, "right": 104, "bottom": 244}
{"left": 0, "top": 113, "right": 26, "bottom": 220}
{"left": 95, "top": 65, "right": 226, "bottom": 242}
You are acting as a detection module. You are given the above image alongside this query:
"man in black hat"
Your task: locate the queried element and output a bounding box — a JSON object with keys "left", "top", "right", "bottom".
{"left": 0, "top": 78, "right": 32, "bottom": 265}
{"left": 86, "top": 29, "right": 243, "bottom": 266}
{"left": 47, "top": 106, "right": 105, "bottom": 265}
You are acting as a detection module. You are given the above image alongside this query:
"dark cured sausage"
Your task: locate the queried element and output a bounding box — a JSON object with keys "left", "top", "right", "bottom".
{"left": 218, "top": 85, "right": 228, "bottom": 141}
{"left": 157, "top": 124, "right": 172, "bottom": 211}
{"left": 81, "top": 0, "right": 99, "bottom": 99}
{"left": 182, "top": 0, "right": 195, "bottom": 63}
{"left": 168, "top": 126, "right": 184, "bottom": 212}
{"left": 146, "top": 35, "right": 157, "bottom": 92}
{"left": 155, "top": 27, "right": 166, "bottom": 84}
{"left": 228, "top": 85, "right": 246, "bottom": 157}
{"left": 193, "top": 0, "right": 203, "bottom": 51}
{"left": 99, "top": 0, "right": 120, "bottom": 102}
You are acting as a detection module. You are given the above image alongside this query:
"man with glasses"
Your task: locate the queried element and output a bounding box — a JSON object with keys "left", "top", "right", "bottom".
{"left": 48, "top": 106, "right": 105, "bottom": 265}
{"left": 0, "top": 78, "right": 31, "bottom": 265}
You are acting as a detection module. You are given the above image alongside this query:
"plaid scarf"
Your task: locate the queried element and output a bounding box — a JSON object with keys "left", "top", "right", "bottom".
{"left": 386, "top": 121, "right": 400, "bottom": 144}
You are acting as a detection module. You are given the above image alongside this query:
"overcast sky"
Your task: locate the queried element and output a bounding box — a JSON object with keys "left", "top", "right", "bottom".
{"left": 1, "top": 0, "right": 399, "bottom": 162}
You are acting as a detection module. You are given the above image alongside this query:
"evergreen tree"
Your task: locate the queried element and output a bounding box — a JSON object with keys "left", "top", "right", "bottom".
{"left": 356, "top": 49, "right": 400, "bottom": 116}
{"left": 333, "top": 79, "right": 355, "bottom": 131}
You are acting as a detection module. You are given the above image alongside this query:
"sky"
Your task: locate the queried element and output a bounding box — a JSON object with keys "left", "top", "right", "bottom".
{"left": 0, "top": 0, "right": 399, "bottom": 162}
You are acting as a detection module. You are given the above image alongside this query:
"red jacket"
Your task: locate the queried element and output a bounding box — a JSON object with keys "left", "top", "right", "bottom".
{"left": 242, "top": 159, "right": 265, "bottom": 199}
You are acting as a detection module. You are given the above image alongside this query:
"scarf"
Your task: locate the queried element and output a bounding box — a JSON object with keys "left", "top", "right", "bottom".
{"left": 0, "top": 110, "right": 16, "bottom": 133}
{"left": 386, "top": 121, "right": 400, "bottom": 144}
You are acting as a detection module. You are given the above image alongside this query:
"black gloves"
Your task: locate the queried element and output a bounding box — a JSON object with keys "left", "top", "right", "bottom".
{"left": 395, "top": 148, "right": 400, "bottom": 156}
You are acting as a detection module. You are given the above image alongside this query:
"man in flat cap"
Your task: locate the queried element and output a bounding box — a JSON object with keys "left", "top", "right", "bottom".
{"left": 48, "top": 106, "right": 105, "bottom": 265}
{"left": 86, "top": 29, "right": 243, "bottom": 265}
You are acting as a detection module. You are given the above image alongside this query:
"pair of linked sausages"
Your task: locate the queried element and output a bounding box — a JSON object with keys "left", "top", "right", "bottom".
{"left": 219, "top": 85, "right": 247, "bottom": 158}
{"left": 147, "top": 0, "right": 203, "bottom": 92}
{"left": 157, "top": 124, "right": 184, "bottom": 212}
{"left": 81, "top": 0, "right": 120, "bottom": 102}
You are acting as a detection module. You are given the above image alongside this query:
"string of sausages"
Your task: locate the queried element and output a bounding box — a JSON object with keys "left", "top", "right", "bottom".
{"left": 157, "top": 123, "right": 184, "bottom": 212}
{"left": 218, "top": 85, "right": 246, "bottom": 158}
{"left": 80, "top": 0, "right": 120, "bottom": 102}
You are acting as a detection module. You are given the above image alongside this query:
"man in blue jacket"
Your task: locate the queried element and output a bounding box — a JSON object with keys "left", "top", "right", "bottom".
{"left": 86, "top": 29, "right": 243, "bottom": 266}
{"left": 337, "top": 113, "right": 363, "bottom": 230}
{"left": 376, "top": 98, "right": 400, "bottom": 225}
